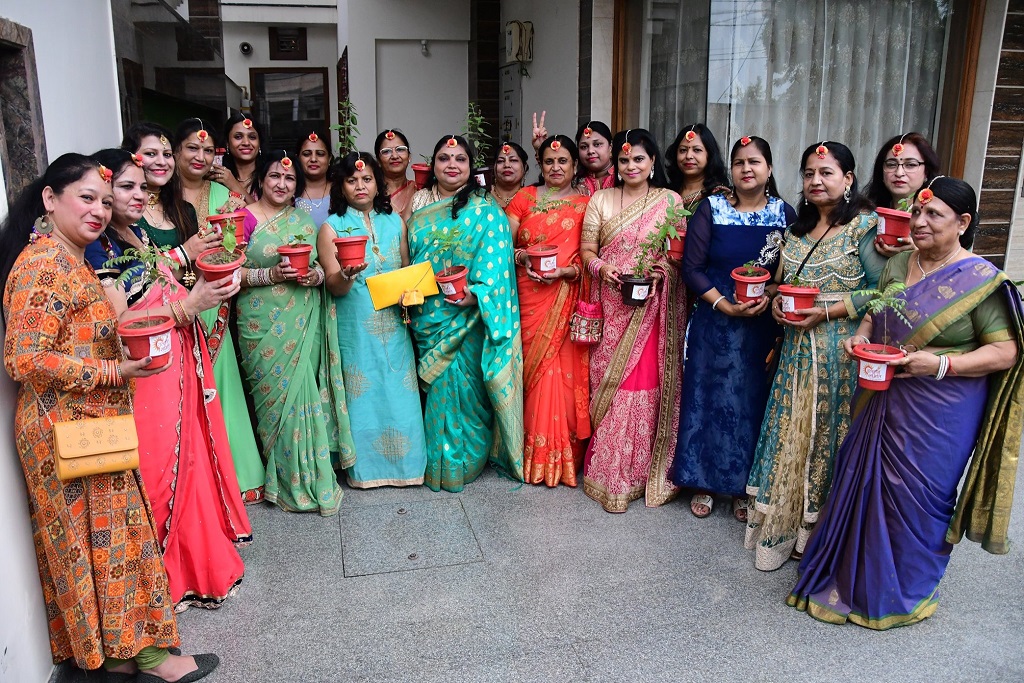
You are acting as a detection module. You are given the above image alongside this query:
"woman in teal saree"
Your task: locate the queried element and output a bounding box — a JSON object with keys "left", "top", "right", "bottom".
{"left": 236, "top": 150, "right": 355, "bottom": 514}
{"left": 408, "top": 135, "right": 524, "bottom": 491}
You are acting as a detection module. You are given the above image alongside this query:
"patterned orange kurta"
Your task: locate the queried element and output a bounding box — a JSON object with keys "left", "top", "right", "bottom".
{"left": 3, "top": 239, "right": 178, "bottom": 669}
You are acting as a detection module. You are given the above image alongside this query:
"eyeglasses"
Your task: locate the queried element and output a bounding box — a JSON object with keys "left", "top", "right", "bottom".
{"left": 379, "top": 146, "right": 409, "bottom": 157}
{"left": 883, "top": 159, "right": 924, "bottom": 171}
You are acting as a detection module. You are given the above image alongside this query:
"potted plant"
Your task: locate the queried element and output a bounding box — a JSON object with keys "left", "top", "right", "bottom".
{"left": 207, "top": 210, "right": 248, "bottom": 246}
{"left": 849, "top": 282, "right": 909, "bottom": 391}
{"left": 463, "top": 101, "right": 493, "bottom": 189}
{"left": 875, "top": 197, "right": 912, "bottom": 247}
{"left": 103, "top": 244, "right": 177, "bottom": 369}
{"left": 277, "top": 233, "right": 314, "bottom": 276}
{"left": 430, "top": 226, "right": 470, "bottom": 302}
{"left": 195, "top": 227, "right": 246, "bottom": 283}
{"left": 655, "top": 200, "right": 690, "bottom": 259}
{"left": 777, "top": 276, "right": 821, "bottom": 322}
{"left": 618, "top": 230, "right": 662, "bottom": 307}
{"left": 333, "top": 225, "right": 369, "bottom": 268}
{"left": 731, "top": 260, "right": 772, "bottom": 303}
{"left": 331, "top": 98, "right": 360, "bottom": 157}
{"left": 526, "top": 244, "right": 559, "bottom": 274}
{"left": 412, "top": 154, "right": 431, "bottom": 190}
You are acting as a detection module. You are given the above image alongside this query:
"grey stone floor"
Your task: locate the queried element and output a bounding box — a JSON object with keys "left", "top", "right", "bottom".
{"left": 163, "top": 464, "right": 1024, "bottom": 683}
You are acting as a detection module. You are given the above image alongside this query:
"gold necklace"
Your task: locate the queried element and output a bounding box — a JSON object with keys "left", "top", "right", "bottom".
{"left": 491, "top": 187, "right": 516, "bottom": 207}
{"left": 916, "top": 247, "right": 961, "bottom": 278}
{"left": 147, "top": 190, "right": 160, "bottom": 208}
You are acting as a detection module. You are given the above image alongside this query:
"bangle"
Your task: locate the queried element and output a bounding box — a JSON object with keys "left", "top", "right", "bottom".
{"left": 514, "top": 248, "right": 526, "bottom": 267}
{"left": 935, "top": 354, "right": 949, "bottom": 380}
{"left": 711, "top": 295, "right": 726, "bottom": 311}
{"left": 824, "top": 306, "right": 830, "bottom": 322}
{"left": 310, "top": 267, "right": 325, "bottom": 286}
{"left": 568, "top": 264, "right": 581, "bottom": 282}
{"left": 588, "top": 258, "right": 606, "bottom": 278}
{"left": 855, "top": 335, "right": 870, "bottom": 345}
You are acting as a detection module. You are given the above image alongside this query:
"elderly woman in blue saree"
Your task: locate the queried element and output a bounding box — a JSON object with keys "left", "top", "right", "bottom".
{"left": 789, "top": 178, "right": 1022, "bottom": 629}
{"left": 318, "top": 152, "right": 427, "bottom": 487}
{"left": 407, "top": 135, "right": 524, "bottom": 492}
{"left": 236, "top": 150, "right": 355, "bottom": 515}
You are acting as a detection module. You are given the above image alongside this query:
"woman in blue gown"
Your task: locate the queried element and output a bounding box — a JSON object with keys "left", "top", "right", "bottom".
{"left": 671, "top": 136, "right": 795, "bottom": 520}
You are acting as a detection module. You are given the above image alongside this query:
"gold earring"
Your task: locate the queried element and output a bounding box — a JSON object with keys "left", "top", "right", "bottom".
{"left": 31, "top": 214, "right": 54, "bottom": 241}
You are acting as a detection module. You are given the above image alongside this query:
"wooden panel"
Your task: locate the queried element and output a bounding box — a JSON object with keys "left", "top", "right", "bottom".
{"left": 992, "top": 86, "right": 1024, "bottom": 122}
{"left": 997, "top": 50, "right": 1024, "bottom": 87}
{"left": 1005, "top": 10, "right": 1024, "bottom": 50}
{"left": 980, "top": 189, "right": 1016, "bottom": 222}
{"left": 983, "top": 155, "right": 1023, "bottom": 189}
{"left": 973, "top": 223, "right": 1009, "bottom": 254}
{"left": 982, "top": 255, "right": 1006, "bottom": 269}
{"left": 947, "top": 0, "right": 988, "bottom": 177}
{"left": 987, "top": 121, "right": 1024, "bottom": 155}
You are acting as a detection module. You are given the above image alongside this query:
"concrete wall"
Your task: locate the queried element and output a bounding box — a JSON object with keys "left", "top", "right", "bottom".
{"left": 345, "top": 0, "right": 471, "bottom": 153}
{"left": 500, "top": 0, "right": 580, "bottom": 150}
{"left": 2, "top": 1, "right": 122, "bottom": 156}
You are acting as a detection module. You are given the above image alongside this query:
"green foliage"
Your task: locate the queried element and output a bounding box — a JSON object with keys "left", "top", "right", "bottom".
{"left": 895, "top": 197, "right": 913, "bottom": 212}
{"left": 221, "top": 224, "right": 238, "bottom": 253}
{"left": 462, "top": 102, "right": 491, "bottom": 168}
{"left": 431, "top": 226, "right": 469, "bottom": 269}
{"left": 858, "top": 281, "right": 911, "bottom": 326}
{"left": 633, "top": 231, "right": 664, "bottom": 278}
{"left": 285, "top": 233, "right": 307, "bottom": 246}
{"left": 332, "top": 99, "right": 360, "bottom": 157}
{"left": 653, "top": 198, "right": 691, "bottom": 241}
{"left": 738, "top": 260, "right": 768, "bottom": 277}
{"left": 529, "top": 188, "right": 575, "bottom": 215}
{"left": 102, "top": 243, "right": 175, "bottom": 292}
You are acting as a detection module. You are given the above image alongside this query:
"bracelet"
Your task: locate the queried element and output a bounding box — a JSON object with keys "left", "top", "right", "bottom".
{"left": 514, "top": 248, "right": 526, "bottom": 267}
{"left": 568, "top": 264, "right": 582, "bottom": 282}
{"left": 948, "top": 355, "right": 957, "bottom": 376}
{"left": 854, "top": 335, "right": 870, "bottom": 345}
{"left": 309, "top": 267, "right": 326, "bottom": 286}
{"left": 340, "top": 269, "right": 358, "bottom": 282}
{"left": 711, "top": 295, "right": 726, "bottom": 311}
{"left": 114, "top": 360, "right": 123, "bottom": 386}
{"left": 588, "top": 258, "right": 606, "bottom": 278}
{"left": 824, "top": 306, "right": 830, "bottom": 322}
{"left": 935, "top": 354, "right": 949, "bottom": 381}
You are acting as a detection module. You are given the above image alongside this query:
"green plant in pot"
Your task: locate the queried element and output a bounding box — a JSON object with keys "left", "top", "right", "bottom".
{"left": 654, "top": 199, "right": 691, "bottom": 259}
{"left": 876, "top": 197, "right": 913, "bottom": 247}
{"left": 333, "top": 224, "right": 369, "bottom": 268}
{"left": 195, "top": 228, "right": 247, "bottom": 283}
{"left": 431, "top": 226, "right": 471, "bottom": 302}
{"left": 462, "top": 101, "right": 493, "bottom": 189}
{"left": 278, "top": 232, "right": 314, "bottom": 276}
{"left": 618, "top": 230, "right": 664, "bottom": 307}
{"left": 103, "top": 244, "right": 178, "bottom": 369}
{"left": 849, "top": 282, "right": 910, "bottom": 390}
{"left": 777, "top": 275, "right": 821, "bottom": 322}
{"left": 731, "top": 259, "right": 772, "bottom": 303}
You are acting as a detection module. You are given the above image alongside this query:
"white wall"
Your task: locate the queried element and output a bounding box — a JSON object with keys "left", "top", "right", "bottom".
{"left": 345, "top": 0, "right": 471, "bottom": 153}
{"left": 500, "top": 0, "right": 580, "bottom": 151}
{"left": 589, "top": 0, "right": 614, "bottom": 124}
{"left": 2, "top": 1, "right": 122, "bottom": 157}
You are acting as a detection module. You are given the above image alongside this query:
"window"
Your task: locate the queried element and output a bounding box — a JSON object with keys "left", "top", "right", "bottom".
{"left": 250, "top": 68, "right": 329, "bottom": 151}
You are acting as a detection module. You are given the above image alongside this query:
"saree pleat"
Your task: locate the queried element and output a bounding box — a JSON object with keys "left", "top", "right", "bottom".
{"left": 407, "top": 192, "right": 524, "bottom": 492}
{"left": 510, "top": 188, "right": 592, "bottom": 487}
{"left": 789, "top": 255, "right": 1024, "bottom": 629}
{"left": 236, "top": 207, "right": 353, "bottom": 514}
{"left": 582, "top": 188, "right": 685, "bottom": 512}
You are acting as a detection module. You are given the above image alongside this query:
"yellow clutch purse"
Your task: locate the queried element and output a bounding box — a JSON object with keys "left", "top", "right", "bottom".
{"left": 365, "top": 262, "right": 439, "bottom": 311}
{"left": 53, "top": 415, "right": 139, "bottom": 480}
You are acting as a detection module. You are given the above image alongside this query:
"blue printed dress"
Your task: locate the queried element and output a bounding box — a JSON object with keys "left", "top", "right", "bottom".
{"left": 671, "top": 194, "right": 794, "bottom": 496}
{"left": 324, "top": 208, "right": 427, "bottom": 487}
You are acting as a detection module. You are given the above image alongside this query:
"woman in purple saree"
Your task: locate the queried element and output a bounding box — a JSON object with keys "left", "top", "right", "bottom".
{"left": 788, "top": 177, "right": 1023, "bottom": 629}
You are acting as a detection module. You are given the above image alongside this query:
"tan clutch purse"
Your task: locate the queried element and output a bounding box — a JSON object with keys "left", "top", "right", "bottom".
{"left": 53, "top": 415, "right": 139, "bottom": 480}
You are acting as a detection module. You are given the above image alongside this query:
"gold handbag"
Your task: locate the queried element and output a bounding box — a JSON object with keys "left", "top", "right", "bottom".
{"left": 52, "top": 415, "right": 139, "bottom": 481}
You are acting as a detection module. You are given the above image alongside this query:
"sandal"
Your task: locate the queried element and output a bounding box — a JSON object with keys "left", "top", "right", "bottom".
{"left": 690, "top": 493, "right": 714, "bottom": 518}
{"left": 732, "top": 497, "right": 748, "bottom": 523}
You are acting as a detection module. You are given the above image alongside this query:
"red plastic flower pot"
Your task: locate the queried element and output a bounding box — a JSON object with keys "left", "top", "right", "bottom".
{"left": 435, "top": 265, "right": 469, "bottom": 302}
{"left": 875, "top": 207, "right": 911, "bottom": 247}
{"left": 777, "top": 284, "right": 820, "bottom": 322}
{"left": 118, "top": 315, "right": 175, "bottom": 369}
{"left": 851, "top": 343, "right": 905, "bottom": 390}
{"left": 277, "top": 243, "right": 314, "bottom": 275}
{"left": 334, "top": 236, "right": 369, "bottom": 268}
{"left": 731, "top": 266, "right": 771, "bottom": 303}
{"left": 412, "top": 163, "right": 431, "bottom": 190}
{"left": 196, "top": 248, "right": 246, "bottom": 283}
{"left": 207, "top": 210, "right": 248, "bottom": 244}
{"left": 526, "top": 244, "right": 560, "bottom": 274}
{"left": 620, "top": 274, "right": 655, "bottom": 306}
{"left": 665, "top": 235, "right": 685, "bottom": 259}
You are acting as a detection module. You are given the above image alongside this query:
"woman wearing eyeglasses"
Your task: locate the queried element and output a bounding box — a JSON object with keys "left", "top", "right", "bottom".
{"left": 375, "top": 129, "right": 415, "bottom": 223}
{"left": 864, "top": 132, "right": 940, "bottom": 256}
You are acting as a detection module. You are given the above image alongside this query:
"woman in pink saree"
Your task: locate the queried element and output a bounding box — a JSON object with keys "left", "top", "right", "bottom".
{"left": 579, "top": 129, "right": 686, "bottom": 512}
{"left": 87, "top": 149, "right": 251, "bottom": 612}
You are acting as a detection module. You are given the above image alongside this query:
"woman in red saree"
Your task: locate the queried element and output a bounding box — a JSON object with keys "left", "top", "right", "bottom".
{"left": 580, "top": 129, "right": 686, "bottom": 512}
{"left": 507, "top": 136, "right": 591, "bottom": 487}
{"left": 87, "top": 149, "right": 251, "bottom": 612}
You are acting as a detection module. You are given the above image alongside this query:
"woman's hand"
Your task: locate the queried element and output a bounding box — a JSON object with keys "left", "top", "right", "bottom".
{"left": 296, "top": 266, "right": 324, "bottom": 287}
{"left": 598, "top": 263, "right": 622, "bottom": 286}
{"left": 335, "top": 256, "right": 369, "bottom": 281}
{"left": 119, "top": 356, "right": 170, "bottom": 379}
{"left": 842, "top": 334, "right": 872, "bottom": 357}
{"left": 721, "top": 296, "right": 770, "bottom": 317}
{"left": 874, "top": 236, "right": 915, "bottom": 257}
{"left": 530, "top": 111, "right": 548, "bottom": 151}
{"left": 186, "top": 274, "right": 240, "bottom": 312}
{"left": 183, "top": 230, "right": 223, "bottom": 261}
{"left": 891, "top": 350, "right": 941, "bottom": 378}
{"left": 448, "top": 288, "right": 478, "bottom": 308}
{"left": 771, "top": 297, "right": 824, "bottom": 328}
{"left": 275, "top": 261, "right": 299, "bottom": 282}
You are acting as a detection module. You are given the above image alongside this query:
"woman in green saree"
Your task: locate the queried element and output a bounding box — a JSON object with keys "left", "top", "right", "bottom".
{"left": 122, "top": 121, "right": 265, "bottom": 503}
{"left": 236, "top": 150, "right": 355, "bottom": 514}
{"left": 407, "top": 135, "right": 524, "bottom": 491}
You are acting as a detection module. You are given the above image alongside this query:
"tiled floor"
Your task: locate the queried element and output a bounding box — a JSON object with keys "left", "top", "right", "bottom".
{"left": 62, "top": 465, "right": 1024, "bottom": 682}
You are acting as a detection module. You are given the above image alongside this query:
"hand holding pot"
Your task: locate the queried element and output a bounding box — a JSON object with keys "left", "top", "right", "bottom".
{"left": 119, "top": 355, "right": 171, "bottom": 379}
{"left": 598, "top": 263, "right": 622, "bottom": 286}
{"left": 722, "top": 295, "right": 770, "bottom": 317}
{"left": 890, "top": 350, "right": 942, "bottom": 378}
{"left": 275, "top": 260, "right": 300, "bottom": 282}
{"left": 187, "top": 274, "right": 239, "bottom": 312}
{"left": 184, "top": 230, "right": 223, "bottom": 260}
{"left": 843, "top": 334, "right": 871, "bottom": 358}
{"left": 297, "top": 266, "right": 324, "bottom": 288}
{"left": 448, "top": 287, "right": 478, "bottom": 308}
{"left": 873, "top": 236, "right": 915, "bottom": 257}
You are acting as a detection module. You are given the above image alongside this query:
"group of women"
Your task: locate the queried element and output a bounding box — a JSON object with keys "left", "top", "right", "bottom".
{"left": 2, "top": 112, "right": 1022, "bottom": 679}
